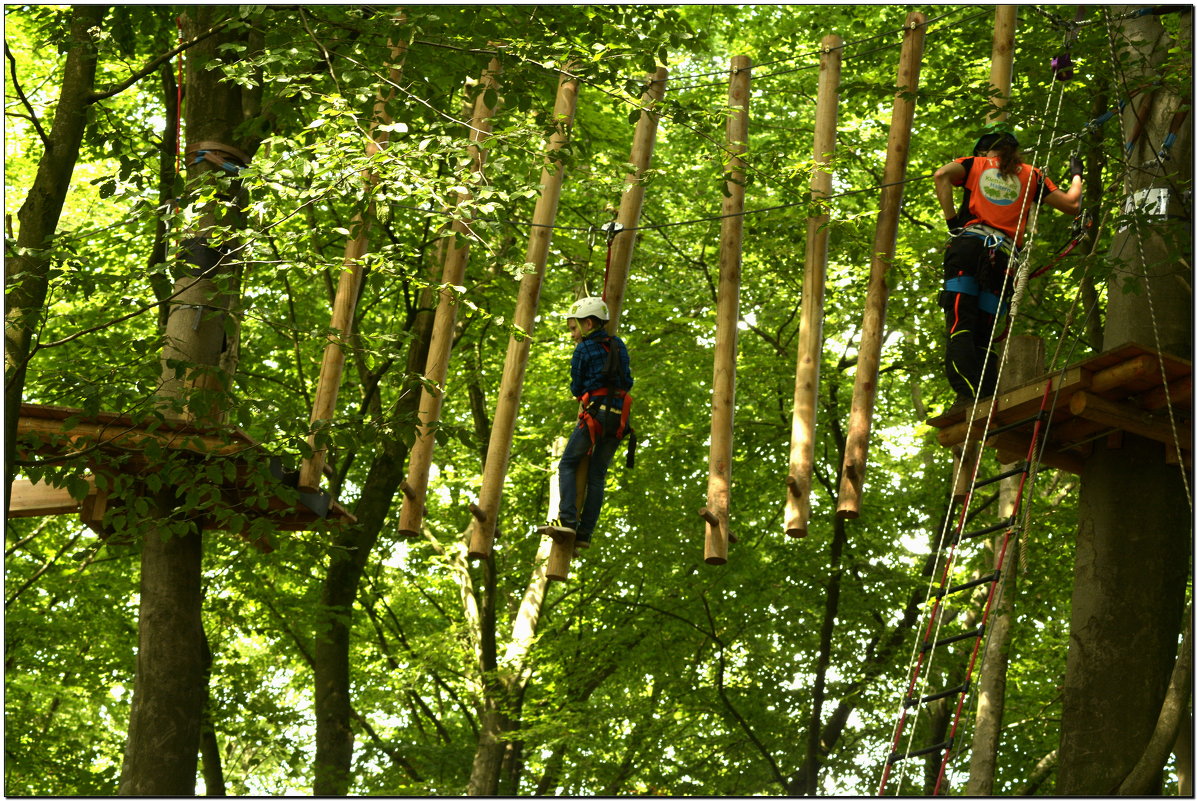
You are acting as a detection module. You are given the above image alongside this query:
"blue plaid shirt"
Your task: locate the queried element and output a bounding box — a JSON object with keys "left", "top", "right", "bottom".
{"left": 571, "top": 329, "right": 632, "bottom": 406}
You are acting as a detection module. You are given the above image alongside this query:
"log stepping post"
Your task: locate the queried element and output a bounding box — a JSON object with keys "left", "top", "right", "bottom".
{"left": 786, "top": 35, "right": 841, "bottom": 538}
{"left": 397, "top": 58, "right": 501, "bottom": 537}
{"left": 702, "top": 55, "right": 750, "bottom": 566}
{"left": 299, "top": 35, "right": 409, "bottom": 492}
{"left": 468, "top": 67, "right": 579, "bottom": 560}
{"left": 835, "top": 12, "right": 926, "bottom": 519}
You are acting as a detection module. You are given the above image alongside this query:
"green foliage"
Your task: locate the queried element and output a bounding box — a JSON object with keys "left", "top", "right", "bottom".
{"left": 5, "top": 4, "right": 1188, "bottom": 797}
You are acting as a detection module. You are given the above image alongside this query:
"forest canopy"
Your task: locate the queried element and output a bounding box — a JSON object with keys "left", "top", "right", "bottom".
{"left": 4, "top": 4, "right": 1191, "bottom": 796}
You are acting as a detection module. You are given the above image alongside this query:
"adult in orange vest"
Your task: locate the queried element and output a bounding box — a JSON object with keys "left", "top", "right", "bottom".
{"left": 933, "top": 129, "right": 1083, "bottom": 413}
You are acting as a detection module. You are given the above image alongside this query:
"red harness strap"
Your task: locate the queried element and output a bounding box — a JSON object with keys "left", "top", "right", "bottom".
{"left": 577, "top": 387, "right": 632, "bottom": 452}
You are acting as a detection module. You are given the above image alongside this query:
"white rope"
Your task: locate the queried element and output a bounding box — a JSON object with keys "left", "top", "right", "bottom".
{"left": 881, "top": 24, "right": 1079, "bottom": 792}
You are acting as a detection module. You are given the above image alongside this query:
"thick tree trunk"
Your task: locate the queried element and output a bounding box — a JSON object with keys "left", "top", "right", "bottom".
{"left": 1056, "top": 7, "right": 1192, "bottom": 795}
{"left": 118, "top": 524, "right": 206, "bottom": 794}
{"left": 4, "top": 4, "right": 106, "bottom": 510}
{"left": 119, "top": 9, "right": 263, "bottom": 794}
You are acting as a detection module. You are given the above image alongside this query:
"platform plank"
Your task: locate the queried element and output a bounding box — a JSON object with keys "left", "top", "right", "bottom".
{"left": 928, "top": 343, "right": 1192, "bottom": 474}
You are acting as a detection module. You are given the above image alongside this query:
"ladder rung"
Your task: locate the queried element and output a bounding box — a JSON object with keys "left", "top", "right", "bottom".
{"left": 935, "top": 570, "right": 1000, "bottom": 599}
{"left": 923, "top": 624, "right": 984, "bottom": 652}
{"left": 888, "top": 737, "right": 954, "bottom": 764}
{"left": 957, "top": 516, "right": 1016, "bottom": 543}
{"left": 985, "top": 412, "right": 1046, "bottom": 439}
{"left": 904, "top": 680, "right": 970, "bottom": 708}
{"left": 974, "top": 465, "right": 1028, "bottom": 489}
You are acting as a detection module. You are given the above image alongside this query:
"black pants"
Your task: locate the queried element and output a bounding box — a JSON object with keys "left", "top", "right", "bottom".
{"left": 940, "top": 235, "right": 1013, "bottom": 399}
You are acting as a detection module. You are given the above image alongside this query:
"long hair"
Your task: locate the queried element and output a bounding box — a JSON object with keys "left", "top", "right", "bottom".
{"left": 990, "top": 136, "right": 1022, "bottom": 177}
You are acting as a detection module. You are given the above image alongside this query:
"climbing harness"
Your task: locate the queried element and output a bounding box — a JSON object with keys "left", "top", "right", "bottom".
{"left": 576, "top": 330, "right": 636, "bottom": 469}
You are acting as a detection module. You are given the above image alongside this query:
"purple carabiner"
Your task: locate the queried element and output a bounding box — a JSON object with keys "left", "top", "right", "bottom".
{"left": 1052, "top": 52, "right": 1074, "bottom": 81}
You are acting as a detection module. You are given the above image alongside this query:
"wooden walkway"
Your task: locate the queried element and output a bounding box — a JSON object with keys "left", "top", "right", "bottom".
{"left": 11, "top": 403, "right": 354, "bottom": 550}
{"left": 927, "top": 343, "right": 1192, "bottom": 474}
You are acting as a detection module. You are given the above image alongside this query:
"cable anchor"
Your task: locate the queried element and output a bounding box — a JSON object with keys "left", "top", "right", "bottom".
{"left": 600, "top": 220, "right": 625, "bottom": 245}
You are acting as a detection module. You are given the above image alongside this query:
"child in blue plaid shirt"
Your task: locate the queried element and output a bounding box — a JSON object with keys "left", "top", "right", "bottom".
{"left": 550, "top": 296, "right": 632, "bottom": 551}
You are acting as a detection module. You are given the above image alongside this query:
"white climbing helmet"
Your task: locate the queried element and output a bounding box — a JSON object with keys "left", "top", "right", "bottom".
{"left": 567, "top": 296, "right": 609, "bottom": 321}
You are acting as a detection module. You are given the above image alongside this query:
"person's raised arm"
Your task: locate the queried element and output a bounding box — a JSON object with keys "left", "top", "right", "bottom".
{"left": 1043, "top": 156, "right": 1083, "bottom": 216}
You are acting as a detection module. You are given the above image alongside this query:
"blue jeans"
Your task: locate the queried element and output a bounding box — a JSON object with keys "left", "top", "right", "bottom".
{"left": 558, "top": 410, "right": 621, "bottom": 543}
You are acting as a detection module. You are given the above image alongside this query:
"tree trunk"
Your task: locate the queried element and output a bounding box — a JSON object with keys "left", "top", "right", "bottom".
{"left": 1056, "top": 8, "right": 1192, "bottom": 796}
{"left": 119, "top": 8, "right": 263, "bottom": 794}
{"left": 312, "top": 287, "right": 436, "bottom": 794}
{"left": 4, "top": 4, "right": 107, "bottom": 510}
{"left": 118, "top": 523, "right": 206, "bottom": 794}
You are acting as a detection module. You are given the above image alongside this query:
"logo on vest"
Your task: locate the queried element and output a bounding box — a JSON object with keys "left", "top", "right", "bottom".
{"left": 978, "top": 168, "right": 1020, "bottom": 206}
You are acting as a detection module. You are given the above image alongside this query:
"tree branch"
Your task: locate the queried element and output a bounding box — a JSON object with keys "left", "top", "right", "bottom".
{"left": 1117, "top": 602, "right": 1193, "bottom": 794}
{"left": 702, "top": 596, "right": 790, "bottom": 794}
{"left": 5, "top": 41, "right": 49, "bottom": 148}
{"left": 87, "top": 21, "right": 230, "bottom": 104}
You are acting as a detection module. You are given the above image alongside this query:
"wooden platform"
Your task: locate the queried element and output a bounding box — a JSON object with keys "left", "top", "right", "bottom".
{"left": 11, "top": 403, "right": 355, "bottom": 549}
{"left": 927, "top": 343, "right": 1192, "bottom": 474}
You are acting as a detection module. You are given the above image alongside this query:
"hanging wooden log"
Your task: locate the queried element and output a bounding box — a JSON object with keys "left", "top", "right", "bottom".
{"left": 542, "top": 67, "right": 668, "bottom": 562}
{"left": 835, "top": 13, "right": 926, "bottom": 519}
{"left": 299, "top": 37, "right": 409, "bottom": 492}
{"left": 987, "top": 6, "right": 1017, "bottom": 123}
{"left": 701, "top": 55, "right": 751, "bottom": 566}
{"left": 785, "top": 36, "right": 842, "bottom": 539}
{"left": 604, "top": 66, "right": 668, "bottom": 333}
{"left": 397, "top": 58, "right": 501, "bottom": 537}
{"left": 468, "top": 67, "right": 580, "bottom": 560}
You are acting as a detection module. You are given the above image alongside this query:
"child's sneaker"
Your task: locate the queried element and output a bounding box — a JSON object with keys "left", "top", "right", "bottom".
{"left": 538, "top": 521, "right": 576, "bottom": 545}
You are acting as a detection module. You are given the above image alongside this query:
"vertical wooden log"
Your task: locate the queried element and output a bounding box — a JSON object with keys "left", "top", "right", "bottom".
{"left": 987, "top": 6, "right": 1017, "bottom": 123}
{"left": 966, "top": 335, "right": 1042, "bottom": 795}
{"left": 542, "top": 437, "right": 574, "bottom": 581}
{"left": 835, "top": 13, "right": 926, "bottom": 519}
{"left": 605, "top": 66, "right": 668, "bottom": 334}
{"left": 785, "top": 36, "right": 842, "bottom": 539}
{"left": 700, "top": 56, "right": 750, "bottom": 566}
{"left": 299, "top": 36, "right": 408, "bottom": 492}
{"left": 397, "top": 59, "right": 501, "bottom": 537}
{"left": 468, "top": 68, "right": 579, "bottom": 560}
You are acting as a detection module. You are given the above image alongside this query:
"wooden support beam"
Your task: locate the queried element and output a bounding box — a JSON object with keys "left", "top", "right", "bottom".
{"left": 397, "top": 58, "right": 500, "bottom": 537}
{"left": 990, "top": 433, "right": 1087, "bottom": 474}
{"left": 604, "top": 66, "right": 667, "bottom": 335}
{"left": 1089, "top": 352, "right": 1160, "bottom": 394}
{"left": 17, "top": 413, "right": 251, "bottom": 458}
{"left": 8, "top": 477, "right": 96, "bottom": 517}
{"left": 1139, "top": 374, "right": 1192, "bottom": 411}
{"left": 703, "top": 55, "right": 750, "bottom": 567}
{"left": 300, "top": 35, "right": 409, "bottom": 492}
{"left": 836, "top": 11, "right": 926, "bottom": 519}
{"left": 1069, "top": 391, "right": 1192, "bottom": 451}
{"left": 786, "top": 35, "right": 841, "bottom": 539}
{"left": 469, "top": 66, "right": 579, "bottom": 560}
